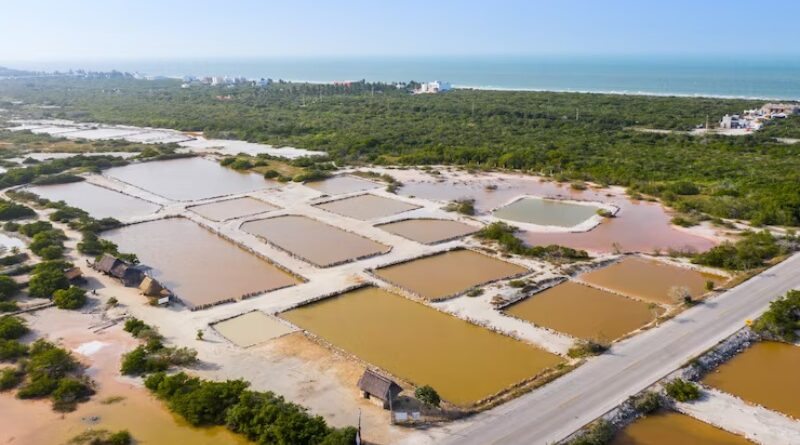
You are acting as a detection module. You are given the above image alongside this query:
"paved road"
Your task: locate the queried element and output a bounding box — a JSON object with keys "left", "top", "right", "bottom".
{"left": 442, "top": 254, "right": 800, "bottom": 445}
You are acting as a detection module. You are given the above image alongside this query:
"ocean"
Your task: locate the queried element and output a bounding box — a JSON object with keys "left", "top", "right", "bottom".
{"left": 8, "top": 55, "right": 800, "bottom": 100}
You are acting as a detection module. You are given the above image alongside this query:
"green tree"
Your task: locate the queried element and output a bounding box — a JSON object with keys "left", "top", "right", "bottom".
{"left": 415, "top": 385, "right": 441, "bottom": 407}
{"left": 53, "top": 286, "right": 87, "bottom": 310}
{"left": 0, "top": 316, "right": 27, "bottom": 340}
{"left": 0, "top": 276, "right": 19, "bottom": 300}
{"left": 28, "top": 268, "right": 70, "bottom": 299}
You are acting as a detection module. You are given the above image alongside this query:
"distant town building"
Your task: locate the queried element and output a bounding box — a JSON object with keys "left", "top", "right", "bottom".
{"left": 720, "top": 114, "right": 744, "bottom": 129}
{"left": 761, "top": 103, "right": 800, "bottom": 116}
{"left": 416, "top": 80, "right": 452, "bottom": 94}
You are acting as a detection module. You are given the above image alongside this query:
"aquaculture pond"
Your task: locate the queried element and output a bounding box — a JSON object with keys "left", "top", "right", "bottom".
{"left": 493, "top": 197, "right": 600, "bottom": 228}
{"left": 315, "top": 194, "right": 420, "bottom": 220}
{"left": 241, "top": 215, "right": 390, "bottom": 267}
{"left": 580, "top": 257, "right": 724, "bottom": 305}
{"left": 305, "top": 175, "right": 380, "bottom": 195}
{"left": 28, "top": 181, "right": 160, "bottom": 220}
{"left": 505, "top": 282, "right": 662, "bottom": 341}
{"left": 377, "top": 219, "right": 479, "bottom": 244}
{"left": 611, "top": 411, "right": 752, "bottom": 445}
{"left": 103, "top": 218, "right": 299, "bottom": 309}
{"left": 104, "top": 157, "right": 272, "bottom": 201}
{"left": 190, "top": 196, "right": 278, "bottom": 221}
{"left": 702, "top": 341, "right": 800, "bottom": 419}
{"left": 281, "top": 287, "right": 562, "bottom": 406}
{"left": 214, "top": 311, "right": 295, "bottom": 348}
{"left": 373, "top": 249, "right": 527, "bottom": 300}
{"left": 397, "top": 175, "right": 716, "bottom": 253}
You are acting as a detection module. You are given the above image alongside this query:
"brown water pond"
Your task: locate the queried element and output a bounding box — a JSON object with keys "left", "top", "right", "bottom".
{"left": 28, "top": 181, "right": 160, "bottom": 220}
{"left": 190, "top": 196, "right": 278, "bottom": 221}
{"left": 702, "top": 341, "right": 800, "bottom": 419}
{"left": 580, "top": 257, "right": 724, "bottom": 305}
{"left": 373, "top": 249, "right": 527, "bottom": 300}
{"left": 103, "top": 218, "right": 299, "bottom": 309}
{"left": 611, "top": 411, "right": 752, "bottom": 445}
{"left": 505, "top": 282, "right": 663, "bottom": 341}
{"left": 281, "top": 286, "right": 562, "bottom": 406}
{"left": 214, "top": 311, "right": 296, "bottom": 348}
{"left": 0, "top": 330, "right": 249, "bottom": 445}
{"left": 315, "top": 194, "right": 420, "bottom": 220}
{"left": 377, "top": 219, "right": 479, "bottom": 244}
{"left": 241, "top": 215, "right": 390, "bottom": 267}
{"left": 398, "top": 176, "right": 716, "bottom": 253}
{"left": 305, "top": 175, "right": 381, "bottom": 195}
{"left": 105, "top": 157, "right": 273, "bottom": 201}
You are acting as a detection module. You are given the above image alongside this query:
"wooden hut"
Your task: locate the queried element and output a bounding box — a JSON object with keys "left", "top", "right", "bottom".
{"left": 139, "top": 276, "right": 165, "bottom": 297}
{"left": 64, "top": 267, "right": 84, "bottom": 284}
{"left": 110, "top": 263, "right": 144, "bottom": 287}
{"left": 94, "top": 254, "right": 123, "bottom": 275}
{"left": 357, "top": 369, "right": 402, "bottom": 409}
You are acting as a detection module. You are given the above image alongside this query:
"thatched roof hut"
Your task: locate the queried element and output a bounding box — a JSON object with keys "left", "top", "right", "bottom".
{"left": 357, "top": 369, "right": 402, "bottom": 409}
{"left": 139, "top": 276, "right": 165, "bottom": 297}
{"left": 64, "top": 267, "right": 83, "bottom": 282}
{"left": 95, "top": 254, "right": 123, "bottom": 274}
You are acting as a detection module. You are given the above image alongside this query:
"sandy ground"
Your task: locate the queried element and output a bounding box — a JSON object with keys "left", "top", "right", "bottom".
{"left": 676, "top": 387, "right": 800, "bottom": 445}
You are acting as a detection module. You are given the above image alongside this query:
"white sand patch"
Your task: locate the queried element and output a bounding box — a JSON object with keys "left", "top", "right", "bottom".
{"left": 73, "top": 340, "right": 109, "bottom": 357}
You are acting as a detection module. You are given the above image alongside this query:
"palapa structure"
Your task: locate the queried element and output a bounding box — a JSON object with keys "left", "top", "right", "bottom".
{"left": 64, "top": 266, "right": 84, "bottom": 283}
{"left": 94, "top": 254, "right": 144, "bottom": 287}
{"left": 357, "top": 369, "right": 402, "bottom": 409}
{"left": 138, "top": 276, "right": 170, "bottom": 298}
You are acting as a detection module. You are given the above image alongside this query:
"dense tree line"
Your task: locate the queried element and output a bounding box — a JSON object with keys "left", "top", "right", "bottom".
{"left": 1, "top": 77, "right": 798, "bottom": 226}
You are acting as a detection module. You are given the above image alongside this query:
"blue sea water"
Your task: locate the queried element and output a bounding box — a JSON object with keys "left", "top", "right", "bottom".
{"left": 8, "top": 55, "right": 800, "bottom": 100}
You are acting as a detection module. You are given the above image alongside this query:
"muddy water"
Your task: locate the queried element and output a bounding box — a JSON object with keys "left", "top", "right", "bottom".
{"left": 105, "top": 157, "right": 273, "bottom": 201}
{"left": 494, "top": 197, "right": 599, "bottom": 227}
{"left": 398, "top": 176, "right": 716, "bottom": 253}
{"left": 702, "top": 341, "right": 800, "bottom": 419}
{"left": 103, "top": 218, "right": 298, "bottom": 309}
{"left": 611, "top": 411, "right": 752, "bottom": 445}
{"left": 0, "top": 329, "right": 248, "bottom": 444}
{"left": 241, "top": 215, "right": 390, "bottom": 267}
{"left": 28, "top": 181, "right": 160, "bottom": 220}
{"left": 580, "top": 257, "right": 723, "bottom": 305}
{"left": 214, "top": 311, "right": 295, "bottom": 348}
{"left": 315, "top": 194, "right": 420, "bottom": 220}
{"left": 305, "top": 175, "right": 381, "bottom": 195}
{"left": 282, "top": 287, "right": 562, "bottom": 406}
{"left": 378, "top": 219, "right": 479, "bottom": 244}
{"left": 505, "top": 282, "right": 663, "bottom": 341}
{"left": 190, "top": 196, "right": 278, "bottom": 221}
{"left": 374, "top": 249, "right": 527, "bottom": 300}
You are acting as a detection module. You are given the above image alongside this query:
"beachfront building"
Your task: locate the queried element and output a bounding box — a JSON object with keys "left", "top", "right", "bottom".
{"left": 720, "top": 114, "right": 744, "bottom": 129}
{"left": 416, "top": 80, "right": 452, "bottom": 94}
{"left": 357, "top": 369, "right": 402, "bottom": 409}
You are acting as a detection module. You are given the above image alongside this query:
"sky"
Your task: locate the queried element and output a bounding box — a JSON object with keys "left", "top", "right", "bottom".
{"left": 1, "top": 0, "right": 799, "bottom": 61}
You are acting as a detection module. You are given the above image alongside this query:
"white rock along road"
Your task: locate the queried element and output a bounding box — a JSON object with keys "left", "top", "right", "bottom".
{"left": 435, "top": 253, "right": 800, "bottom": 445}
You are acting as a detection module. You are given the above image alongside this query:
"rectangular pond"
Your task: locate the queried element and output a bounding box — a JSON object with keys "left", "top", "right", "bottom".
{"left": 281, "top": 286, "right": 562, "bottom": 406}
{"left": 104, "top": 157, "right": 273, "bottom": 201}
{"left": 189, "top": 197, "right": 278, "bottom": 221}
{"left": 305, "top": 175, "right": 381, "bottom": 195}
{"left": 315, "top": 194, "right": 420, "bottom": 220}
{"left": 240, "top": 215, "right": 390, "bottom": 267}
{"left": 103, "top": 218, "right": 299, "bottom": 309}
{"left": 377, "top": 219, "right": 479, "bottom": 244}
{"left": 213, "top": 311, "right": 295, "bottom": 348}
{"left": 28, "top": 181, "right": 160, "bottom": 220}
{"left": 702, "top": 341, "right": 800, "bottom": 419}
{"left": 505, "top": 282, "right": 663, "bottom": 341}
{"left": 611, "top": 411, "right": 752, "bottom": 445}
{"left": 373, "top": 249, "right": 527, "bottom": 300}
{"left": 493, "top": 197, "right": 600, "bottom": 228}
{"left": 580, "top": 257, "right": 724, "bottom": 305}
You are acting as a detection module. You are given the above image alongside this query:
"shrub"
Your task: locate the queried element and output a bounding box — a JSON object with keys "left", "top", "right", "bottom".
{"left": 415, "top": 385, "right": 441, "bottom": 407}
{"left": 664, "top": 378, "right": 700, "bottom": 402}
{"left": 466, "top": 288, "right": 484, "bottom": 297}
{"left": 567, "top": 339, "right": 610, "bottom": 358}
{"left": 0, "top": 200, "right": 36, "bottom": 220}
{"left": 67, "top": 429, "right": 132, "bottom": 445}
{"left": 263, "top": 169, "right": 280, "bottom": 179}
{"left": 28, "top": 267, "right": 70, "bottom": 299}
{"left": 693, "top": 230, "right": 784, "bottom": 270}
{"left": 53, "top": 286, "right": 88, "bottom": 310}
{"left": 751, "top": 290, "right": 800, "bottom": 341}
{"left": 567, "top": 419, "right": 613, "bottom": 445}
{"left": 0, "top": 276, "right": 19, "bottom": 300}
{"left": 123, "top": 318, "right": 149, "bottom": 337}
{"left": 0, "top": 315, "right": 27, "bottom": 340}
{"left": 631, "top": 391, "right": 661, "bottom": 414}
{"left": 51, "top": 376, "right": 95, "bottom": 411}
{"left": 0, "top": 339, "right": 28, "bottom": 361}
{"left": 0, "top": 301, "right": 19, "bottom": 312}
{"left": 0, "top": 367, "right": 23, "bottom": 390}
{"left": 444, "top": 198, "right": 475, "bottom": 215}
{"left": 476, "top": 222, "right": 590, "bottom": 261}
